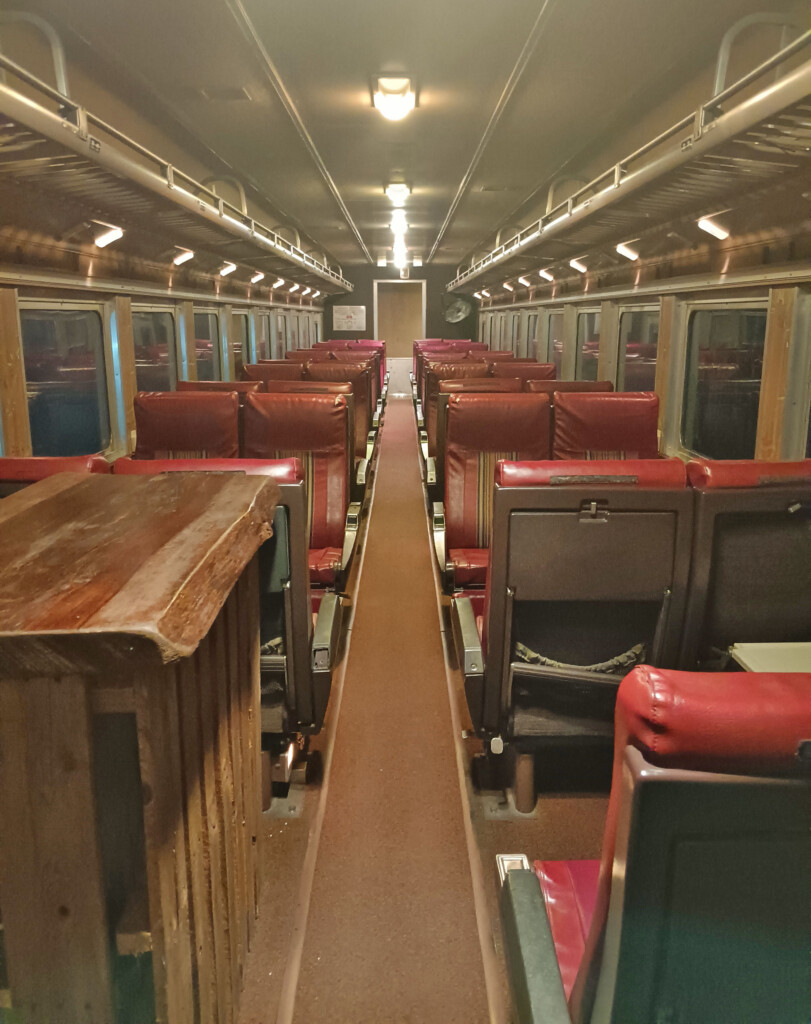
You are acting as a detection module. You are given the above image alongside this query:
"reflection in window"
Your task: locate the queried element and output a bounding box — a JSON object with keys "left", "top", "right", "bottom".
{"left": 575, "top": 312, "right": 600, "bottom": 381}
{"left": 511, "top": 314, "right": 521, "bottom": 352}
{"left": 300, "top": 317, "right": 310, "bottom": 349}
{"left": 289, "top": 315, "right": 299, "bottom": 351}
{"left": 21, "top": 308, "right": 111, "bottom": 456}
{"left": 548, "top": 312, "right": 564, "bottom": 378}
{"left": 526, "top": 314, "right": 538, "bottom": 360}
{"left": 132, "top": 311, "right": 176, "bottom": 391}
{"left": 276, "top": 314, "right": 288, "bottom": 356}
{"left": 682, "top": 308, "right": 767, "bottom": 459}
{"left": 256, "top": 315, "right": 271, "bottom": 360}
{"left": 193, "top": 312, "right": 221, "bottom": 380}
{"left": 313, "top": 319, "right": 321, "bottom": 346}
{"left": 618, "top": 310, "right": 659, "bottom": 391}
{"left": 233, "top": 313, "right": 249, "bottom": 377}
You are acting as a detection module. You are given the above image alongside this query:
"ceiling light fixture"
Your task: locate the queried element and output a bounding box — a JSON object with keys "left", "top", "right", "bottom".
{"left": 412, "top": 257, "right": 423, "bottom": 267}
{"left": 518, "top": 276, "right": 531, "bottom": 287}
{"left": 538, "top": 269, "right": 554, "bottom": 282}
{"left": 302, "top": 287, "right": 311, "bottom": 296}
{"left": 172, "top": 249, "right": 194, "bottom": 265}
{"left": 377, "top": 257, "right": 387, "bottom": 267}
{"left": 93, "top": 223, "right": 124, "bottom": 248}
{"left": 288, "top": 283, "right": 300, "bottom": 293}
{"left": 271, "top": 278, "right": 285, "bottom": 288}
{"left": 390, "top": 209, "right": 407, "bottom": 234}
{"left": 385, "top": 183, "right": 411, "bottom": 206}
{"left": 615, "top": 242, "right": 639, "bottom": 261}
{"left": 569, "top": 258, "right": 587, "bottom": 274}
{"left": 373, "top": 75, "right": 415, "bottom": 121}
{"left": 251, "top": 271, "right": 265, "bottom": 283}
{"left": 474, "top": 292, "right": 482, "bottom": 299}
{"left": 481, "top": 289, "right": 490, "bottom": 298}
{"left": 313, "top": 290, "right": 320, "bottom": 298}
{"left": 503, "top": 282, "right": 514, "bottom": 291}
{"left": 219, "top": 261, "right": 237, "bottom": 276}
{"left": 697, "top": 216, "right": 729, "bottom": 240}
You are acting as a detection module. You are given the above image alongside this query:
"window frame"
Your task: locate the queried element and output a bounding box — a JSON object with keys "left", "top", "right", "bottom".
{"left": 130, "top": 303, "right": 179, "bottom": 392}
{"left": 192, "top": 306, "right": 222, "bottom": 381}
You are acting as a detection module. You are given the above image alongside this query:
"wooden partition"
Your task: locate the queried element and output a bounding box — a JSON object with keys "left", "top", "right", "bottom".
{"left": 0, "top": 472, "right": 278, "bottom": 1024}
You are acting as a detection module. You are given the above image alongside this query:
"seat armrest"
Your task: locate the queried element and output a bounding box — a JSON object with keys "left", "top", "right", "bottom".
{"left": 419, "top": 430, "right": 429, "bottom": 462}
{"left": 416, "top": 402, "right": 425, "bottom": 428}
{"left": 366, "top": 431, "right": 376, "bottom": 462}
{"left": 425, "top": 456, "right": 437, "bottom": 487}
{"left": 450, "top": 597, "right": 484, "bottom": 676}
{"left": 341, "top": 501, "right": 363, "bottom": 573}
{"left": 312, "top": 592, "right": 342, "bottom": 673}
{"left": 431, "top": 501, "right": 446, "bottom": 575}
{"left": 500, "top": 868, "right": 571, "bottom": 1024}
{"left": 373, "top": 401, "right": 382, "bottom": 428}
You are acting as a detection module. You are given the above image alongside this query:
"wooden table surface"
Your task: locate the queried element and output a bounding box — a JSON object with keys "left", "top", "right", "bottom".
{"left": 0, "top": 471, "right": 279, "bottom": 675}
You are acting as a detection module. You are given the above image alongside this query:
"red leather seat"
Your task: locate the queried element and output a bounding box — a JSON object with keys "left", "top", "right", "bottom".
{"left": 113, "top": 455, "right": 303, "bottom": 484}
{"left": 305, "top": 362, "right": 372, "bottom": 459}
{"left": 176, "top": 380, "right": 263, "bottom": 402}
{"left": 243, "top": 392, "right": 351, "bottom": 587}
{"left": 493, "top": 362, "right": 556, "bottom": 381}
{"left": 525, "top": 379, "right": 614, "bottom": 399}
{"left": 244, "top": 361, "right": 304, "bottom": 381}
{"left": 324, "top": 352, "right": 380, "bottom": 408}
{"left": 553, "top": 391, "right": 659, "bottom": 460}
{"left": 531, "top": 666, "right": 811, "bottom": 1022}
{"left": 0, "top": 454, "right": 109, "bottom": 496}
{"left": 133, "top": 391, "right": 240, "bottom": 459}
{"left": 438, "top": 377, "right": 523, "bottom": 394}
{"left": 424, "top": 360, "right": 490, "bottom": 456}
{"left": 441, "top": 393, "right": 551, "bottom": 588}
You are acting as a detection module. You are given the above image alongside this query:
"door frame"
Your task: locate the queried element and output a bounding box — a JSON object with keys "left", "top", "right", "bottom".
{"left": 372, "top": 278, "right": 427, "bottom": 341}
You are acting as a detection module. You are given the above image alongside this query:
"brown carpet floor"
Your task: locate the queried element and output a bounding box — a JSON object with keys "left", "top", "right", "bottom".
{"left": 291, "top": 397, "right": 491, "bottom": 1023}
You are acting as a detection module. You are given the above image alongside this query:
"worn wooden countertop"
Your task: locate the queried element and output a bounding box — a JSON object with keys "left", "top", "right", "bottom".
{"left": 0, "top": 472, "right": 279, "bottom": 676}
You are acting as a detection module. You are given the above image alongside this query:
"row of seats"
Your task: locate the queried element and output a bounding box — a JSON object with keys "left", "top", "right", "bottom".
{"left": 431, "top": 391, "right": 661, "bottom": 588}
{"left": 499, "top": 664, "right": 811, "bottom": 1024}
{"left": 450, "top": 455, "right": 811, "bottom": 803}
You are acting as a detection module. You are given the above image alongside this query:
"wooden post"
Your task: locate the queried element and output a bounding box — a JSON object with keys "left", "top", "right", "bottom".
{"left": 755, "top": 286, "right": 799, "bottom": 460}
{"left": 597, "top": 300, "right": 620, "bottom": 384}
{"left": 177, "top": 301, "right": 198, "bottom": 381}
{"left": 0, "top": 287, "right": 32, "bottom": 456}
{"left": 0, "top": 676, "right": 114, "bottom": 1023}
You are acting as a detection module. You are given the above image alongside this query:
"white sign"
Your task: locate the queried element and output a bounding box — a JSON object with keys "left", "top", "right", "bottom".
{"left": 333, "top": 305, "right": 367, "bottom": 332}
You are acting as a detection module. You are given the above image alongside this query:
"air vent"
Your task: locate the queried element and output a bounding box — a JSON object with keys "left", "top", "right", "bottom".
{"left": 478, "top": 185, "right": 516, "bottom": 193}
{"left": 198, "top": 86, "right": 253, "bottom": 103}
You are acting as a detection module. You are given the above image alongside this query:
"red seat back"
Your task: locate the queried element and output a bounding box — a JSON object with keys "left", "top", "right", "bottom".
{"left": 425, "top": 361, "right": 491, "bottom": 455}
{"left": 243, "top": 392, "right": 349, "bottom": 550}
{"left": 263, "top": 380, "right": 352, "bottom": 396}
{"left": 305, "top": 361, "right": 371, "bottom": 458}
{"left": 133, "top": 392, "right": 240, "bottom": 459}
{"left": 553, "top": 391, "right": 659, "bottom": 460}
{"left": 494, "top": 363, "right": 556, "bottom": 381}
{"left": 438, "top": 378, "right": 523, "bottom": 394}
{"left": 177, "top": 380, "right": 263, "bottom": 403}
{"left": 445, "top": 394, "right": 551, "bottom": 550}
{"left": 525, "top": 380, "right": 614, "bottom": 399}
{"left": 244, "top": 362, "right": 304, "bottom": 381}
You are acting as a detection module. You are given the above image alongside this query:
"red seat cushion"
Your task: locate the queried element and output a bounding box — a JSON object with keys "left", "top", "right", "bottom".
{"left": 448, "top": 547, "right": 489, "bottom": 586}
{"left": 308, "top": 547, "right": 343, "bottom": 586}
{"left": 533, "top": 859, "right": 600, "bottom": 999}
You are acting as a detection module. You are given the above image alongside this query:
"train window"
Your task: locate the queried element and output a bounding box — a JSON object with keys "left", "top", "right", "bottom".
{"left": 681, "top": 307, "right": 767, "bottom": 459}
{"left": 232, "top": 312, "right": 249, "bottom": 377}
{"left": 276, "top": 313, "right": 288, "bottom": 355}
{"left": 193, "top": 311, "right": 221, "bottom": 380}
{"left": 549, "top": 312, "right": 564, "bottom": 377}
{"left": 618, "top": 309, "right": 659, "bottom": 390}
{"left": 313, "top": 318, "right": 321, "bottom": 345}
{"left": 132, "top": 310, "right": 177, "bottom": 391}
{"left": 255, "top": 314, "right": 272, "bottom": 360}
{"left": 20, "top": 307, "right": 111, "bottom": 456}
{"left": 526, "top": 313, "right": 538, "bottom": 360}
{"left": 300, "top": 315, "right": 311, "bottom": 349}
{"left": 289, "top": 314, "right": 299, "bottom": 350}
{"left": 511, "top": 313, "right": 521, "bottom": 352}
{"left": 575, "top": 311, "right": 600, "bottom": 380}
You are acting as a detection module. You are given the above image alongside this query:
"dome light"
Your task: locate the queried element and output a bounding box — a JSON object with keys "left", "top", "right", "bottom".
{"left": 390, "top": 209, "right": 408, "bottom": 234}
{"left": 385, "top": 183, "right": 411, "bottom": 206}
{"left": 373, "top": 76, "right": 416, "bottom": 121}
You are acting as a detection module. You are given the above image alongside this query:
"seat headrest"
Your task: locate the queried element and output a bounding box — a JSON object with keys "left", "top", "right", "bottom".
{"left": 439, "top": 377, "right": 523, "bottom": 393}
{"left": 176, "top": 380, "right": 262, "bottom": 394}
{"left": 426, "top": 361, "right": 490, "bottom": 381}
{"left": 263, "top": 380, "right": 352, "bottom": 394}
{"left": 133, "top": 392, "right": 239, "bottom": 459}
{"left": 495, "top": 457, "right": 687, "bottom": 488}
{"left": 493, "top": 363, "right": 556, "bottom": 380}
{"left": 284, "top": 351, "right": 312, "bottom": 360}
{"left": 447, "top": 393, "right": 551, "bottom": 457}
{"left": 244, "top": 362, "right": 304, "bottom": 381}
{"left": 687, "top": 459, "right": 811, "bottom": 489}
{"left": 243, "top": 392, "right": 347, "bottom": 456}
{"left": 0, "top": 454, "right": 110, "bottom": 481}
{"left": 480, "top": 352, "right": 517, "bottom": 362}
{"left": 329, "top": 352, "right": 376, "bottom": 364}
{"left": 554, "top": 391, "right": 659, "bottom": 460}
{"left": 525, "top": 379, "right": 614, "bottom": 396}
{"left": 113, "top": 455, "right": 304, "bottom": 484}
{"left": 305, "top": 362, "right": 370, "bottom": 382}
{"left": 618, "top": 666, "right": 811, "bottom": 772}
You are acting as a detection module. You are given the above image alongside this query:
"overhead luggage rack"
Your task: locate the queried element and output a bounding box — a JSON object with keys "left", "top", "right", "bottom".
{"left": 448, "top": 33, "right": 811, "bottom": 292}
{"left": 0, "top": 53, "right": 352, "bottom": 294}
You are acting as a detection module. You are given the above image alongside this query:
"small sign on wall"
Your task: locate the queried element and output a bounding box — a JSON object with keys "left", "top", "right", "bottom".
{"left": 333, "top": 305, "right": 367, "bottom": 332}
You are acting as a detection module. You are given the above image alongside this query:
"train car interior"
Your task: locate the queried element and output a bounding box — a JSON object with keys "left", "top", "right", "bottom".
{"left": 0, "top": 2, "right": 809, "bottom": 1022}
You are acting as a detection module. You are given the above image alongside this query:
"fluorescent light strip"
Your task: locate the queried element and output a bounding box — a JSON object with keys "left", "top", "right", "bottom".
{"left": 251, "top": 271, "right": 265, "bottom": 283}
{"left": 697, "top": 217, "right": 729, "bottom": 240}
{"left": 288, "top": 283, "right": 300, "bottom": 293}
{"left": 538, "top": 269, "right": 554, "bottom": 281}
{"left": 172, "top": 249, "right": 194, "bottom": 265}
{"left": 616, "top": 242, "right": 639, "bottom": 261}
{"left": 474, "top": 292, "right": 482, "bottom": 299}
{"left": 503, "top": 282, "right": 514, "bottom": 292}
{"left": 412, "top": 257, "right": 423, "bottom": 267}
{"left": 302, "top": 287, "right": 311, "bottom": 296}
{"left": 272, "top": 278, "right": 285, "bottom": 288}
{"left": 481, "top": 289, "right": 490, "bottom": 298}
{"left": 94, "top": 225, "right": 124, "bottom": 248}
{"left": 518, "top": 276, "right": 531, "bottom": 287}
{"left": 219, "top": 262, "right": 237, "bottom": 276}
{"left": 569, "top": 258, "right": 587, "bottom": 274}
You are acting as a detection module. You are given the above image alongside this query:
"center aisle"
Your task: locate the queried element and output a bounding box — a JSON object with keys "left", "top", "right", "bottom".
{"left": 290, "top": 397, "right": 492, "bottom": 1023}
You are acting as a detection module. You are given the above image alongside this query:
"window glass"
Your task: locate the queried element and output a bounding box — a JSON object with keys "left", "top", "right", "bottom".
{"left": 313, "top": 319, "right": 321, "bottom": 345}
{"left": 232, "top": 313, "right": 249, "bottom": 377}
{"left": 300, "top": 316, "right": 310, "bottom": 349}
{"left": 511, "top": 314, "right": 521, "bottom": 350}
{"left": 193, "top": 312, "right": 220, "bottom": 380}
{"left": 289, "top": 315, "right": 299, "bottom": 351}
{"left": 618, "top": 310, "right": 659, "bottom": 391}
{"left": 276, "top": 314, "right": 288, "bottom": 356}
{"left": 549, "top": 312, "right": 564, "bottom": 378}
{"left": 526, "top": 314, "right": 538, "bottom": 360}
{"left": 255, "top": 314, "right": 271, "bottom": 361}
{"left": 681, "top": 308, "right": 767, "bottom": 459}
{"left": 575, "top": 312, "right": 600, "bottom": 381}
{"left": 21, "top": 308, "right": 111, "bottom": 456}
{"left": 132, "top": 310, "right": 176, "bottom": 391}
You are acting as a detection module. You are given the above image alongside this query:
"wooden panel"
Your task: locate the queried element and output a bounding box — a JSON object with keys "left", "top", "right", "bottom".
{"left": 376, "top": 282, "right": 423, "bottom": 357}
{"left": 654, "top": 295, "right": 676, "bottom": 435}
{"left": 178, "top": 301, "right": 198, "bottom": 381}
{"left": 755, "top": 286, "right": 795, "bottom": 460}
{"left": 0, "top": 287, "right": 31, "bottom": 456}
{"left": 112, "top": 295, "right": 138, "bottom": 452}
{"left": 0, "top": 676, "right": 113, "bottom": 1023}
